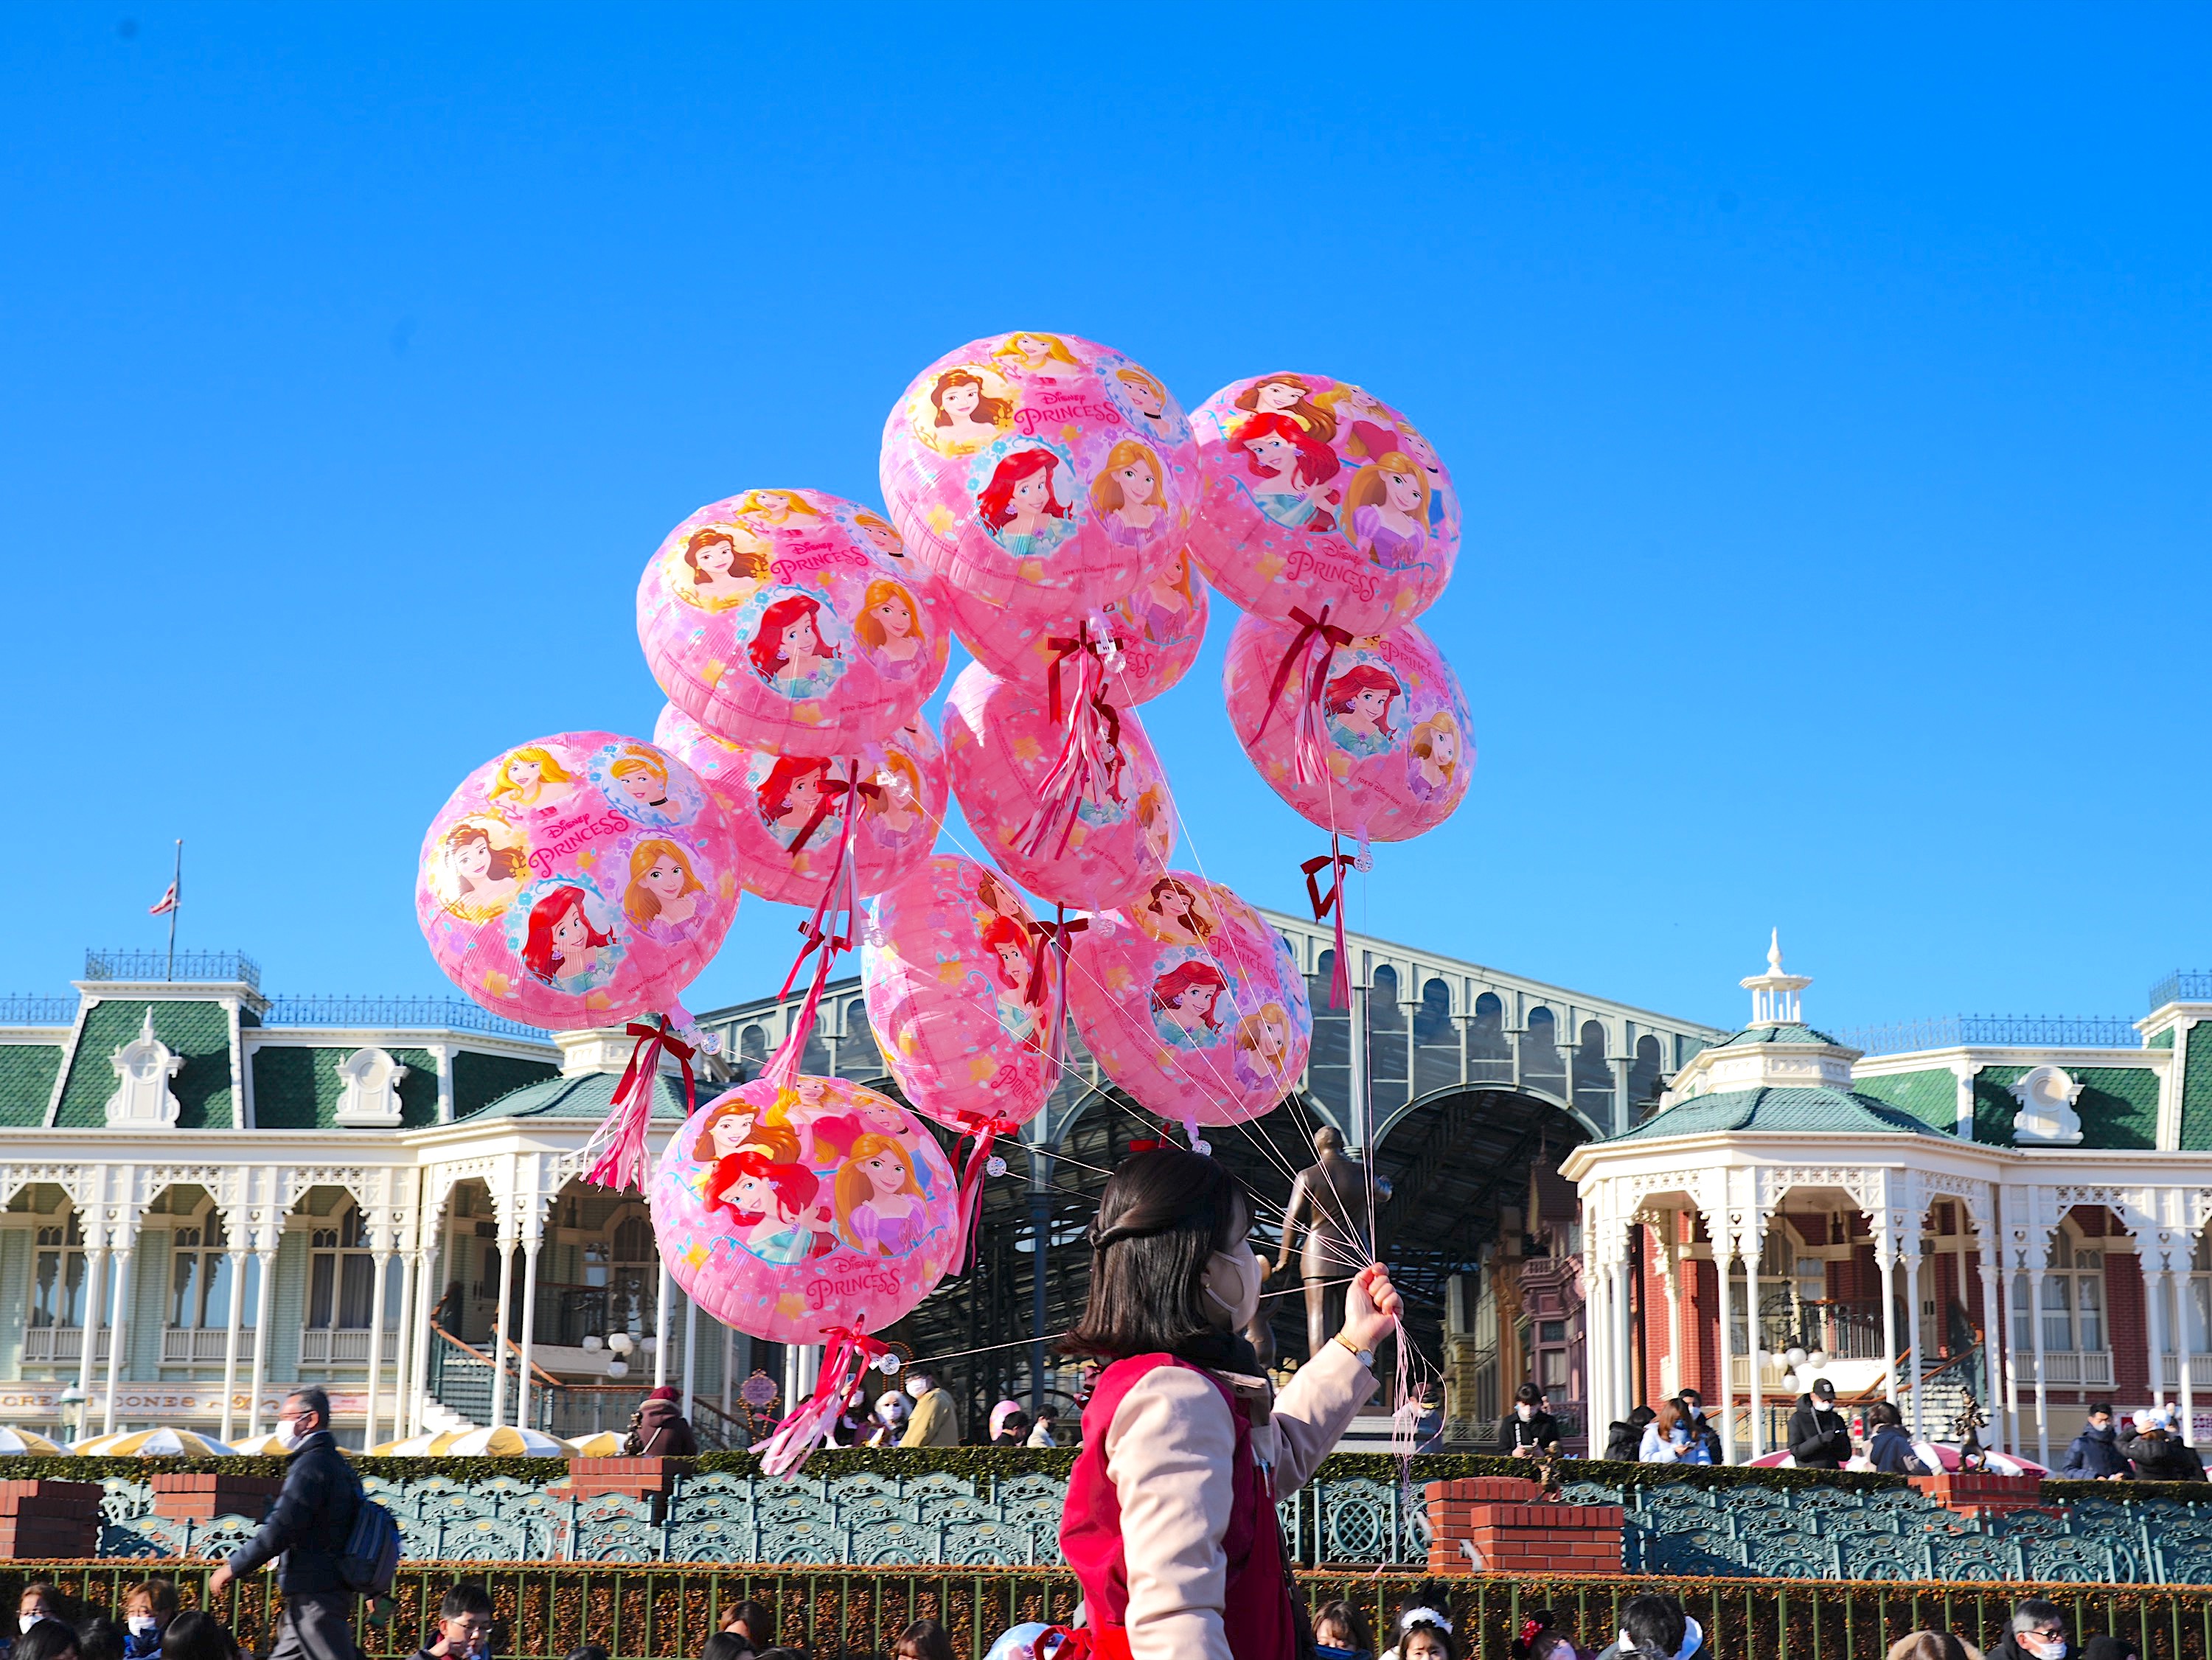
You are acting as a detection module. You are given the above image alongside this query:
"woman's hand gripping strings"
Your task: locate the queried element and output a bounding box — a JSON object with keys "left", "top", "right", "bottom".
{"left": 1338, "top": 1261, "right": 1402, "bottom": 1356}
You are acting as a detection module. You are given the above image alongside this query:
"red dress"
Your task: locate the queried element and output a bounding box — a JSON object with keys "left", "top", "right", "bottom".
{"left": 1060, "top": 1353, "right": 1299, "bottom": 1660}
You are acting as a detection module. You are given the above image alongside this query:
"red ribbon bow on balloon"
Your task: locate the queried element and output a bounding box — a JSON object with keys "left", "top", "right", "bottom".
{"left": 763, "top": 760, "right": 867, "bottom": 1087}
{"left": 756, "top": 1322, "right": 891, "bottom": 1479}
{"left": 1019, "top": 626, "right": 1128, "bottom": 860}
{"left": 582, "top": 1016, "right": 698, "bottom": 1193}
{"left": 785, "top": 766, "right": 882, "bottom": 857}
{"left": 1259, "top": 604, "right": 1354, "bottom": 788}
{"left": 1301, "top": 834, "right": 1359, "bottom": 1010}
{"left": 950, "top": 1109, "right": 1024, "bottom": 1271}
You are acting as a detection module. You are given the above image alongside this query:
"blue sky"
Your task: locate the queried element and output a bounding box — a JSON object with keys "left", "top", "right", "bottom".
{"left": 3, "top": 5, "right": 2206, "bottom": 1033}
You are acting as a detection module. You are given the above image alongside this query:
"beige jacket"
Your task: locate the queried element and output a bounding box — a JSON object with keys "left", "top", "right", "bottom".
{"left": 900, "top": 1385, "right": 961, "bottom": 1447}
{"left": 1104, "top": 1341, "right": 1374, "bottom": 1660}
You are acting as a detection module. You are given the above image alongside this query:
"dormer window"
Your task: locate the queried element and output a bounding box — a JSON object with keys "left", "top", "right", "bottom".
{"left": 105, "top": 1011, "right": 182, "bottom": 1127}
{"left": 333, "top": 1047, "right": 409, "bottom": 1128}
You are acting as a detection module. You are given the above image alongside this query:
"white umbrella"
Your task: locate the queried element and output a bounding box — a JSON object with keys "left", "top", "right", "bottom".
{"left": 369, "top": 1431, "right": 441, "bottom": 1455}
{"left": 226, "top": 1431, "right": 295, "bottom": 1456}
{"left": 426, "top": 1425, "right": 566, "bottom": 1457}
{"left": 74, "top": 1427, "right": 237, "bottom": 1457}
{"left": 0, "top": 1427, "right": 71, "bottom": 1456}
{"left": 563, "top": 1431, "right": 629, "bottom": 1458}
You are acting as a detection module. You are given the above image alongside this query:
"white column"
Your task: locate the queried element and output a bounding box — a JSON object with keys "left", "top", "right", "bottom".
{"left": 75, "top": 1244, "right": 108, "bottom": 1414}
{"left": 1584, "top": 1230, "right": 1610, "bottom": 1436}
{"left": 487, "top": 1240, "right": 516, "bottom": 1429}
{"left": 2149, "top": 1263, "right": 2171, "bottom": 1412}
{"left": 683, "top": 1294, "right": 699, "bottom": 1422}
{"left": 514, "top": 1241, "right": 542, "bottom": 1431}
{"left": 391, "top": 1244, "right": 419, "bottom": 1443}
{"left": 1879, "top": 1246, "right": 1899, "bottom": 1404}
{"left": 405, "top": 1251, "right": 434, "bottom": 1437}
{"left": 2181, "top": 1261, "right": 2199, "bottom": 1445}
{"left": 653, "top": 1263, "right": 673, "bottom": 1388}
{"left": 1613, "top": 1257, "right": 1634, "bottom": 1424}
{"left": 218, "top": 1248, "right": 247, "bottom": 1443}
{"left": 2029, "top": 1264, "right": 2049, "bottom": 1468}
{"left": 1665, "top": 1213, "right": 1685, "bottom": 1398}
{"left": 246, "top": 1247, "right": 276, "bottom": 1437}
{"left": 1713, "top": 1228, "right": 1736, "bottom": 1464}
{"left": 364, "top": 1250, "right": 391, "bottom": 1451}
{"left": 1905, "top": 1246, "right": 1925, "bottom": 1439}
{"left": 1745, "top": 1227, "right": 1764, "bottom": 1459}
{"left": 102, "top": 1249, "right": 133, "bottom": 1434}
{"left": 1978, "top": 1249, "right": 2005, "bottom": 1454}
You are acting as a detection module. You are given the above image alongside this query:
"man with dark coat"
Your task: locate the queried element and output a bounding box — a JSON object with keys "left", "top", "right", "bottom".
{"left": 2120, "top": 1410, "right": 2207, "bottom": 1482}
{"left": 1499, "top": 1382, "right": 1557, "bottom": 1458}
{"left": 208, "top": 1387, "right": 363, "bottom": 1660}
{"left": 1787, "top": 1378, "right": 1852, "bottom": 1469}
{"left": 2059, "top": 1404, "right": 2130, "bottom": 1479}
{"left": 625, "top": 1385, "right": 699, "bottom": 1456}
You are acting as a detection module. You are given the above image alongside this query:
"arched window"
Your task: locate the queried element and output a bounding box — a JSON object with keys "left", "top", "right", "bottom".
{"left": 1307, "top": 950, "right": 1350, "bottom": 1117}
{"left": 1629, "top": 1035, "right": 1664, "bottom": 1118}
{"left": 32, "top": 1215, "right": 86, "bottom": 1331}
{"left": 1572, "top": 1020, "right": 1612, "bottom": 1118}
{"left": 1413, "top": 979, "right": 1457, "bottom": 1097}
{"left": 837, "top": 998, "right": 883, "bottom": 1078}
{"left": 1366, "top": 966, "right": 1407, "bottom": 1121}
{"left": 170, "top": 1208, "right": 236, "bottom": 1330}
{"left": 1467, "top": 992, "right": 1510, "bottom": 1081}
{"left": 1523, "top": 1007, "right": 1564, "bottom": 1092}
{"left": 308, "top": 1206, "right": 374, "bottom": 1331}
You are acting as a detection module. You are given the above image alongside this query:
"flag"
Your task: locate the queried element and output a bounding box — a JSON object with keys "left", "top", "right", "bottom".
{"left": 149, "top": 883, "right": 178, "bottom": 916}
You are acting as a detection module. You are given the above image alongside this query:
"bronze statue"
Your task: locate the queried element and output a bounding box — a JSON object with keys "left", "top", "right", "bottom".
{"left": 1272, "top": 1126, "right": 1374, "bottom": 1359}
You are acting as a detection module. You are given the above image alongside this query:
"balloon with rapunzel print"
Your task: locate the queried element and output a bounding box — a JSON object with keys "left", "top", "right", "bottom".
{"left": 414, "top": 730, "right": 742, "bottom": 1029}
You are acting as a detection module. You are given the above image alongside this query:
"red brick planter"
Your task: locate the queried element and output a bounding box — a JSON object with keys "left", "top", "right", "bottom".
{"left": 1423, "top": 1476, "right": 1625, "bottom": 1576}
{"left": 1907, "top": 1471, "right": 2053, "bottom": 1518}
{"left": 557, "top": 1457, "right": 678, "bottom": 1500}
{"left": 150, "top": 1471, "right": 285, "bottom": 1522}
{"left": 0, "top": 1479, "right": 103, "bottom": 1558}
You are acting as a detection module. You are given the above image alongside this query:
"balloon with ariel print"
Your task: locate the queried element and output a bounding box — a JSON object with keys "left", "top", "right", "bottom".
{"left": 1065, "top": 872, "right": 1312, "bottom": 1128}
{"left": 649, "top": 1075, "right": 960, "bottom": 1345}
{"left": 637, "top": 489, "right": 951, "bottom": 754}
{"left": 947, "top": 548, "right": 1211, "bottom": 709}
{"left": 1188, "top": 373, "right": 1458, "bottom": 637}
{"left": 879, "top": 332, "right": 1200, "bottom": 621}
{"left": 652, "top": 704, "right": 947, "bottom": 907}
{"left": 859, "top": 854, "right": 1058, "bottom": 1134}
{"left": 1222, "top": 613, "right": 1474, "bottom": 843}
{"left": 941, "top": 663, "right": 1175, "bottom": 911}
{"left": 416, "top": 731, "right": 742, "bottom": 1028}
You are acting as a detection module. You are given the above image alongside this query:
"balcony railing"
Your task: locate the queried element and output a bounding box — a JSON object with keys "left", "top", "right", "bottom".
{"left": 1841, "top": 1014, "right": 2143, "bottom": 1055}
{"left": 2157, "top": 1354, "right": 2212, "bottom": 1389}
{"left": 0, "top": 995, "right": 74, "bottom": 1025}
{"left": 22, "top": 1326, "right": 106, "bottom": 1364}
{"left": 159, "top": 1328, "right": 259, "bottom": 1366}
{"left": 85, "top": 949, "right": 260, "bottom": 988}
{"left": 2017, "top": 1349, "right": 2115, "bottom": 1387}
{"left": 260, "top": 995, "right": 547, "bottom": 1039}
{"left": 299, "top": 1328, "right": 402, "bottom": 1366}
{"left": 2150, "top": 971, "right": 2212, "bottom": 1011}
{"left": 1756, "top": 1299, "right": 1891, "bottom": 1362}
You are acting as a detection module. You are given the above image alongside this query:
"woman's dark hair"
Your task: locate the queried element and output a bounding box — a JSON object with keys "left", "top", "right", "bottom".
{"left": 74, "top": 1620, "right": 124, "bottom": 1660}
{"left": 1063, "top": 1148, "right": 1251, "bottom": 1360}
{"left": 1629, "top": 1405, "right": 1657, "bottom": 1429}
{"left": 726, "top": 1603, "right": 774, "bottom": 1646}
{"left": 1868, "top": 1400, "right": 1904, "bottom": 1430}
{"left": 2080, "top": 1638, "right": 2137, "bottom": 1660}
{"left": 1620, "top": 1594, "right": 1688, "bottom": 1659}
{"left": 19, "top": 1624, "right": 82, "bottom": 1660}
{"left": 159, "top": 1614, "right": 236, "bottom": 1660}
{"left": 1314, "top": 1600, "right": 1371, "bottom": 1651}
{"left": 1514, "top": 1383, "right": 1543, "bottom": 1406}
{"left": 701, "top": 1634, "right": 751, "bottom": 1660}
{"left": 1886, "top": 1634, "right": 1974, "bottom": 1660}
{"left": 1394, "top": 1590, "right": 1458, "bottom": 1660}
{"left": 568, "top": 1648, "right": 612, "bottom": 1660}
{"left": 893, "top": 1619, "right": 955, "bottom": 1660}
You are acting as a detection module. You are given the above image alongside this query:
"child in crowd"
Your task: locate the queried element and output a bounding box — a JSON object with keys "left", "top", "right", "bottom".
{"left": 71, "top": 1624, "right": 121, "bottom": 1660}
{"left": 121, "top": 1583, "right": 178, "bottom": 1660}
{"left": 1511, "top": 1609, "right": 1585, "bottom": 1660}
{"left": 1382, "top": 1595, "right": 1456, "bottom": 1660}
{"left": 1595, "top": 1594, "right": 1708, "bottom": 1660}
{"left": 157, "top": 1614, "right": 237, "bottom": 1660}
{"left": 1314, "top": 1600, "right": 1375, "bottom": 1660}
{"left": 892, "top": 1620, "right": 955, "bottom": 1660}
{"left": 414, "top": 1586, "right": 495, "bottom": 1660}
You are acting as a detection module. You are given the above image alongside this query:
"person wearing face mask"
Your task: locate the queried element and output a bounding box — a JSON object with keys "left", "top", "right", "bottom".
{"left": 1500, "top": 1383, "right": 1558, "bottom": 1458}
{"left": 899, "top": 1366, "right": 963, "bottom": 1447}
{"left": 13, "top": 1586, "right": 61, "bottom": 1658}
{"left": 865, "top": 1387, "right": 911, "bottom": 1446}
{"left": 1060, "top": 1147, "right": 1402, "bottom": 1660}
{"left": 208, "top": 1387, "right": 364, "bottom": 1660}
{"left": 1787, "top": 1378, "right": 1852, "bottom": 1470}
{"left": 119, "top": 1582, "right": 178, "bottom": 1660}
{"left": 1987, "top": 1600, "right": 2072, "bottom": 1660}
{"left": 1593, "top": 1594, "right": 1708, "bottom": 1660}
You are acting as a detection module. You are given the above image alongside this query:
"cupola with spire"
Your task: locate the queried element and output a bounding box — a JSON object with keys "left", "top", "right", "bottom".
{"left": 1663, "top": 930, "right": 1861, "bottom": 1099}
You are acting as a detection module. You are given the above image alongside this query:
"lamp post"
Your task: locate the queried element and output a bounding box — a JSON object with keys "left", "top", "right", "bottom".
{"left": 58, "top": 1384, "right": 86, "bottom": 1448}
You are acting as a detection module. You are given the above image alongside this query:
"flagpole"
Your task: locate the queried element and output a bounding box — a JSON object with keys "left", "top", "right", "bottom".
{"left": 166, "top": 840, "right": 181, "bottom": 981}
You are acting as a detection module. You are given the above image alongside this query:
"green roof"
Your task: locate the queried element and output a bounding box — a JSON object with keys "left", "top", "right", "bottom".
{"left": 1713, "top": 1023, "right": 1846, "bottom": 1048}
{"left": 54, "top": 1000, "right": 234, "bottom": 1129}
{"left": 1607, "top": 1084, "right": 1949, "bottom": 1142}
{"left": 0, "top": 1045, "right": 64, "bottom": 1128}
{"left": 465, "top": 1069, "right": 694, "bottom": 1123}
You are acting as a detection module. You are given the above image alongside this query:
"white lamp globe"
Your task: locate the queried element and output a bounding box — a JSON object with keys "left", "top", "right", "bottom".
{"left": 1785, "top": 1347, "right": 1808, "bottom": 1370}
{"left": 581, "top": 1334, "right": 603, "bottom": 1352}
{"left": 1808, "top": 1349, "right": 1829, "bottom": 1367}
{"left": 605, "top": 1359, "right": 629, "bottom": 1379}
{"left": 641, "top": 1335, "right": 658, "bottom": 1355}
{"left": 1778, "top": 1371, "right": 1801, "bottom": 1395}
{"left": 607, "top": 1332, "right": 633, "bottom": 1356}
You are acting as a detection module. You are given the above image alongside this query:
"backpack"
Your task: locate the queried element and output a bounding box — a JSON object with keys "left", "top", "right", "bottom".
{"left": 338, "top": 1493, "right": 402, "bottom": 1595}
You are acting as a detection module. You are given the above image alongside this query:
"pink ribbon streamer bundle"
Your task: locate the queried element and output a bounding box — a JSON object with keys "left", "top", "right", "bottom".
{"left": 754, "top": 1322, "right": 889, "bottom": 1478}
{"left": 761, "top": 758, "right": 866, "bottom": 1089}
{"left": 948, "top": 1109, "right": 1023, "bottom": 1272}
{"left": 1257, "top": 604, "right": 1352, "bottom": 789}
{"left": 1016, "top": 624, "right": 1126, "bottom": 860}
{"left": 583, "top": 1016, "right": 698, "bottom": 1193}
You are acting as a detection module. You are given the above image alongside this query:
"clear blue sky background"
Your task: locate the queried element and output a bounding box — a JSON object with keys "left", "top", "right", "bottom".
{"left": 4, "top": 5, "right": 2206, "bottom": 1034}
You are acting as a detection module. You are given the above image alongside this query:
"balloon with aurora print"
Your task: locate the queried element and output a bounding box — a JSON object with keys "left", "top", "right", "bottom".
{"left": 415, "top": 730, "right": 742, "bottom": 1029}
{"left": 859, "top": 854, "right": 1057, "bottom": 1134}
{"left": 649, "top": 1075, "right": 959, "bottom": 1345}
{"left": 652, "top": 703, "right": 947, "bottom": 907}
{"left": 1065, "top": 871, "right": 1312, "bottom": 1128}
{"left": 637, "top": 487, "right": 951, "bottom": 755}
{"left": 1188, "top": 372, "right": 1458, "bottom": 638}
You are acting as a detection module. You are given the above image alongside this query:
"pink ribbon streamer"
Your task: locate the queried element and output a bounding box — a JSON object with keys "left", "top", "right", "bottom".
{"left": 762, "top": 758, "right": 865, "bottom": 1089}
{"left": 1258, "top": 604, "right": 1352, "bottom": 789}
{"left": 947, "top": 1111, "right": 1023, "bottom": 1272}
{"left": 754, "top": 1322, "right": 889, "bottom": 1479}
{"left": 582, "top": 1017, "right": 697, "bottom": 1193}
{"left": 1018, "top": 627, "right": 1126, "bottom": 860}
{"left": 1302, "top": 836, "right": 1357, "bottom": 1010}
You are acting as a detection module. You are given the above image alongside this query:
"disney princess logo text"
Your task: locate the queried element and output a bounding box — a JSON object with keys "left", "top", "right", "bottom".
{"left": 1011, "top": 390, "right": 1120, "bottom": 436}
{"left": 527, "top": 810, "right": 633, "bottom": 878}
{"left": 804, "top": 1264, "right": 905, "bottom": 1311}
{"left": 771, "top": 538, "right": 872, "bottom": 585}
{"left": 1284, "top": 548, "right": 1380, "bottom": 602}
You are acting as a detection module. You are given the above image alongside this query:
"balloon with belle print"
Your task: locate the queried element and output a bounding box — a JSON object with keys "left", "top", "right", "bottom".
{"left": 637, "top": 488, "right": 950, "bottom": 755}
{"left": 1222, "top": 613, "right": 1474, "bottom": 843}
{"left": 941, "top": 663, "right": 1175, "bottom": 911}
{"left": 1189, "top": 373, "right": 1458, "bottom": 637}
{"left": 860, "top": 855, "right": 1058, "bottom": 1134}
{"left": 1066, "top": 872, "right": 1312, "bottom": 1128}
{"left": 880, "top": 332, "right": 1199, "bottom": 629}
{"left": 650, "top": 1075, "right": 959, "bottom": 1345}
{"left": 416, "top": 731, "right": 742, "bottom": 1028}
{"left": 653, "top": 703, "right": 947, "bottom": 907}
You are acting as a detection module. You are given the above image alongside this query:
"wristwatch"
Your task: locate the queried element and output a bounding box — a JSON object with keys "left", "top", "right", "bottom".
{"left": 1334, "top": 1333, "right": 1375, "bottom": 1370}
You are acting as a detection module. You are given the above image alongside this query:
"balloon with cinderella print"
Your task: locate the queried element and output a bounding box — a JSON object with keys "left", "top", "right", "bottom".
{"left": 416, "top": 730, "right": 742, "bottom": 1028}
{"left": 942, "top": 662, "right": 1176, "bottom": 911}
{"left": 650, "top": 1075, "right": 959, "bottom": 1345}
{"left": 860, "top": 854, "right": 1059, "bottom": 1135}
{"left": 950, "top": 548, "right": 1211, "bottom": 709}
{"left": 1188, "top": 372, "right": 1458, "bottom": 638}
{"left": 880, "top": 331, "right": 1200, "bottom": 644}
{"left": 1065, "top": 871, "right": 1312, "bottom": 1128}
{"left": 652, "top": 703, "right": 947, "bottom": 907}
{"left": 638, "top": 487, "right": 952, "bottom": 755}
{"left": 1222, "top": 613, "right": 1474, "bottom": 843}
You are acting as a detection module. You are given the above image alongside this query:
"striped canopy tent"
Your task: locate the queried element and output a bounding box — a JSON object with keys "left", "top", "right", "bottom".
{"left": 0, "top": 1428, "right": 71, "bottom": 1456}
{"left": 74, "top": 1428, "right": 236, "bottom": 1457}
{"left": 372, "top": 1426, "right": 567, "bottom": 1457}
{"left": 563, "top": 1431, "right": 629, "bottom": 1458}
{"left": 226, "top": 1431, "right": 294, "bottom": 1456}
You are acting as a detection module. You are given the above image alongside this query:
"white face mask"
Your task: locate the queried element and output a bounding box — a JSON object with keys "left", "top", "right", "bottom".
{"left": 128, "top": 1618, "right": 159, "bottom": 1638}
{"left": 21, "top": 1617, "right": 44, "bottom": 1635}
{"left": 1203, "top": 1247, "right": 1263, "bottom": 1331}
{"left": 1517, "top": 1403, "right": 1536, "bottom": 1420}
{"left": 905, "top": 1378, "right": 930, "bottom": 1400}
{"left": 276, "top": 1414, "right": 307, "bottom": 1449}
{"left": 2021, "top": 1638, "right": 2067, "bottom": 1660}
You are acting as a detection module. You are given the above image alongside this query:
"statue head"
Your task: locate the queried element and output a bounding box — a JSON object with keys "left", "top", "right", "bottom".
{"left": 1313, "top": 1126, "right": 1342, "bottom": 1155}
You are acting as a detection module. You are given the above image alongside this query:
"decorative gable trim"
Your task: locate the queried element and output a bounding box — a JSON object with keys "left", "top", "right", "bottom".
{"left": 105, "top": 1012, "right": 184, "bottom": 1128}
{"left": 334, "top": 1047, "right": 411, "bottom": 1129}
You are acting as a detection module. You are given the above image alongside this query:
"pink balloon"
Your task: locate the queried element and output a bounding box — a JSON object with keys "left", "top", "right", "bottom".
{"left": 1189, "top": 373, "right": 1458, "bottom": 637}
{"left": 649, "top": 1075, "right": 960, "bottom": 1345}
{"left": 1222, "top": 613, "right": 1474, "bottom": 843}
{"left": 1066, "top": 873, "right": 1313, "bottom": 1128}
{"left": 947, "top": 548, "right": 1210, "bottom": 708}
{"left": 860, "top": 854, "right": 1058, "bottom": 1132}
{"left": 878, "top": 332, "right": 1198, "bottom": 618}
{"left": 942, "top": 663, "right": 1175, "bottom": 911}
{"left": 637, "top": 488, "right": 950, "bottom": 754}
{"left": 653, "top": 703, "right": 946, "bottom": 907}
{"left": 416, "top": 731, "right": 741, "bottom": 1028}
